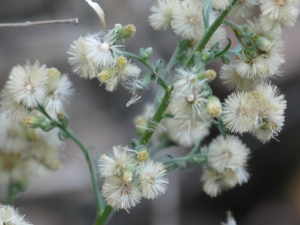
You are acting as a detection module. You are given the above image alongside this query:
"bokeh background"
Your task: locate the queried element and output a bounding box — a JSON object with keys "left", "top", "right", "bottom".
{"left": 1, "top": 1, "right": 300, "bottom": 224}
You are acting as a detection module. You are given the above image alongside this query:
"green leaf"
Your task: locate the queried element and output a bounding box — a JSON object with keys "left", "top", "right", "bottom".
{"left": 131, "top": 139, "right": 140, "bottom": 148}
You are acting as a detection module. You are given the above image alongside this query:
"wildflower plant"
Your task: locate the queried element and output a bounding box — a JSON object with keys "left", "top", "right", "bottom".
{"left": 0, "top": 0, "right": 298, "bottom": 224}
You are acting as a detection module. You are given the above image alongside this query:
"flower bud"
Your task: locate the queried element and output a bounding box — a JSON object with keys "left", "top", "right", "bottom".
{"left": 261, "top": 120, "right": 278, "bottom": 130}
{"left": 204, "top": 69, "right": 217, "bottom": 82}
{"left": 137, "top": 149, "right": 149, "bottom": 162}
{"left": 116, "top": 24, "right": 136, "bottom": 40}
{"left": 116, "top": 56, "right": 128, "bottom": 67}
{"left": 98, "top": 70, "right": 111, "bottom": 83}
{"left": 48, "top": 68, "right": 61, "bottom": 81}
{"left": 57, "top": 113, "right": 69, "bottom": 127}
{"left": 254, "top": 35, "right": 271, "bottom": 52}
{"left": 122, "top": 170, "right": 133, "bottom": 184}
{"left": 133, "top": 115, "right": 147, "bottom": 136}
{"left": 23, "top": 116, "right": 47, "bottom": 129}
{"left": 140, "top": 47, "right": 153, "bottom": 61}
{"left": 206, "top": 95, "right": 222, "bottom": 118}
{"left": 221, "top": 54, "right": 231, "bottom": 65}
{"left": 201, "top": 51, "right": 211, "bottom": 62}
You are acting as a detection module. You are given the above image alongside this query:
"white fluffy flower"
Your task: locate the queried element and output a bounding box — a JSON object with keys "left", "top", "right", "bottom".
{"left": 137, "top": 160, "right": 168, "bottom": 199}
{"left": 6, "top": 61, "right": 49, "bottom": 109}
{"left": 228, "top": 0, "right": 257, "bottom": 20}
{"left": 149, "top": 0, "right": 179, "bottom": 31}
{"left": 99, "top": 146, "right": 136, "bottom": 177}
{"left": 212, "top": 0, "right": 231, "bottom": 11}
{"left": 0, "top": 205, "right": 32, "bottom": 225}
{"left": 259, "top": 0, "right": 300, "bottom": 31}
{"left": 165, "top": 118, "right": 210, "bottom": 147}
{"left": 201, "top": 168, "right": 238, "bottom": 197}
{"left": 220, "top": 64, "right": 261, "bottom": 91}
{"left": 102, "top": 176, "right": 142, "bottom": 211}
{"left": 0, "top": 88, "right": 29, "bottom": 121}
{"left": 170, "top": 80, "right": 210, "bottom": 119}
{"left": 44, "top": 75, "right": 74, "bottom": 113}
{"left": 221, "top": 212, "right": 237, "bottom": 225}
{"left": 0, "top": 113, "right": 28, "bottom": 153}
{"left": 251, "top": 83, "right": 286, "bottom": 143}
{"left": 208, "top": 135, "right": 250, "bottom": 172}
{"left": 171, "top": 0, "right": 205, "bottom": 40}
{"left": 222, "top": 92, "right": 257, "bottom": 134}
{"left": 173, "top": 68, "right": 197, "bottom": 93}
{"left": 84, "top": 32, "right": 123, "bottom": 69}
{"left": 68, "top": 36, "right": 98, "bottom": 79}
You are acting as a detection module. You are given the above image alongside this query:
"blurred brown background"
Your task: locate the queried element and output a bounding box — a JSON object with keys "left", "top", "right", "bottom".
{"left": 1, "top": 1, "right": 300, "bottom": 225}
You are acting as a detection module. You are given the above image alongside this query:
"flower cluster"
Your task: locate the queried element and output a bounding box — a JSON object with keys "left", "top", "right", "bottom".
{"left": 99, "top": 146, "right": 168, "bottom": 211}
{"left": 0, "top": 62, "right": 73, "bottom": 185}
{"left": 0, "top": 205, "right": 32, "bottom": 225}
{"left": 1, "top": 62, "right": 73, "bottom": 120}
{"left": 201, "top": 135, "right": 250, "bottom": 197}
{"left": 149, "top": 0, "right": 227, "bottom": 51}
{"left": 0, "top": 111, "right": 64, "bottom": 184}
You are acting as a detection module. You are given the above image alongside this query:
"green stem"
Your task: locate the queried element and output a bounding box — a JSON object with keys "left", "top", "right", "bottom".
{"left": 223, "top": 20, "right": 256, "bottom": 57}
{"left": 38, "top": 106, "right": 104, "bottom": 214}
{"left": 95, "top": 206, "right": 114, "bottom": 225}
{"left": 164, "top": 40, "right": 180, "bottom": 80}
{"left": 184, "top": 0, "right": 239, "bottom": 68}
{"left": 140, "top": 86, "right": 173, "bottom": 146}
{"left": 6, "top": 183, "right": 15, "bottom": 205}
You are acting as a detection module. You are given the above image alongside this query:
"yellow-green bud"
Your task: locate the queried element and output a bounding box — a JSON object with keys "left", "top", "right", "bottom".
{"left": 254, "top": 35, "right": 271, "bottom": 52}
{"left": 98, "top": 70, "right": 111, "bottom": 83}
{"left": 116, "top": 24, "right": 136, "bottom": 39}
{"left": 48, "top": 68, "right": 61, "bottom": 81}
{"left": 137, "top": 149, "right": 149, "bottom": 162}
{"left": 23, "top": 116, "right": 47, "bottom": 129}
{"left": 201, "top": 51, "right": 211, "bottom": 62}
{"left": 122, "top": 170, "right": 133, "bottom": 184}
{"left": 204, "top": 70, "right": 217, "bottom": 82}
{"left": 116, "top": 56, "right": 128, "bottom": 67}
{"left": 206, "top": 95, "right": 222, "bottom": 118}
{"left": 133, "top": 115, "right": 147, "bottom": 136}
{"left": 261, "top": 121, "right": 278, "bottom": 130}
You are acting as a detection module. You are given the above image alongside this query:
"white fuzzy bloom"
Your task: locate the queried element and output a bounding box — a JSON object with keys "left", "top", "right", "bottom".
{"left": 171, "top": 0, "right": 205, "bottom": 40}
{"left": 6, "top": 61, "right": 49, "bottom": 109}
{"left": 222, "top": 92, "right": 257, "bottom": 134}
{"left": 99, "top": 146, "right": 136, "bottom": 177}
{"left": 0, "top": 113, "right": 28, "bottom": 153}
{"left": 235, "top": 54, "right": 269, "bottom": 79}
{"left": 234, "top": 167, "right": 250, "bottom": 185}
{"left": 165, "top": 118, "right": 210, "bottom": 147}
{"left": 0, "top": 205, "right": 32, "bottom": 225}
{"left": 247, "top": 17, "right": 280, "bottom": 42}
{"left": 103, "top": 63, "right": 141, "bottom": 92}
{"left": 251, "top": 83, "right": 286, "bottom": 143}
{"left": 208, "top": 135, "right": 250, "bottom": 172}
{"left": 44, "top": 75, "right": 74, "bottom": 113}
{"left": 68, "top": 36, "right": 98, "bottom": 79}
{"left": 137, "top": 160, "right": 168, "bottom": 199}
{"left": 221, "top": 212, "right": 237, "bottom": 225}
{"left": 201, "top": 168, "right": 238, "bottom": 197}
{"left": 173, "top": 68, "right": 197, "bottom": 93}
{"left": 220, "top": 64, "right": 262, "bottom": 91}
{"left": 0, "top": 88, "right": 29, "bottom": 121}
{"left": 170, "top": 80, "right": 210, "bottom": 119}
{"left": 102, "top": 176, "right": 142, "bottom": 211}
{"left": 259, "top": 0, "right": 300, "bottom": 31}
{"left": 228, "top": 0, "right": 257, "bottom": 20}
{"left": 84, "top": 33, "right": 123, "bottom": 69}
{"left": 149, "top": 0, "right": 179, "bottom": 31}
{"left": 212, "top": 0, "right": 231, "bottom": 11}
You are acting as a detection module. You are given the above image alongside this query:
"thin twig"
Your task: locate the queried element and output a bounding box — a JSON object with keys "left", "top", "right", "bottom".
{"left": 0, "top": 18, "right": 78, "bottom": 28}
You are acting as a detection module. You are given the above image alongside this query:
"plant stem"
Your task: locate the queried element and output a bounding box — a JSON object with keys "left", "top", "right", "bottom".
{"left": 184, "top": 0, "right": 239, "bottom": 68}
{"left": 95, "top": 206, "right": 114, "bottom": 225}
{"left": 0, "top": 18, "right": 78, "bottom": 28}
{"left": 140, "top": 85, "right": 173, "bottom": 146}
{"left": 38, "top": 106, "right": 104, "bottom": 214}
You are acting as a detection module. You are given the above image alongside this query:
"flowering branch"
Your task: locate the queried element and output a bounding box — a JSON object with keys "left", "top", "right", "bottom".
{"left": 37, "top": 106, "right": 105, "bottom": 216}
{"left": 0, "top": 18, "right": 78, "bottom": 28}
{"left": 184, "top": 0, "right": 238, "bottom": 68}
